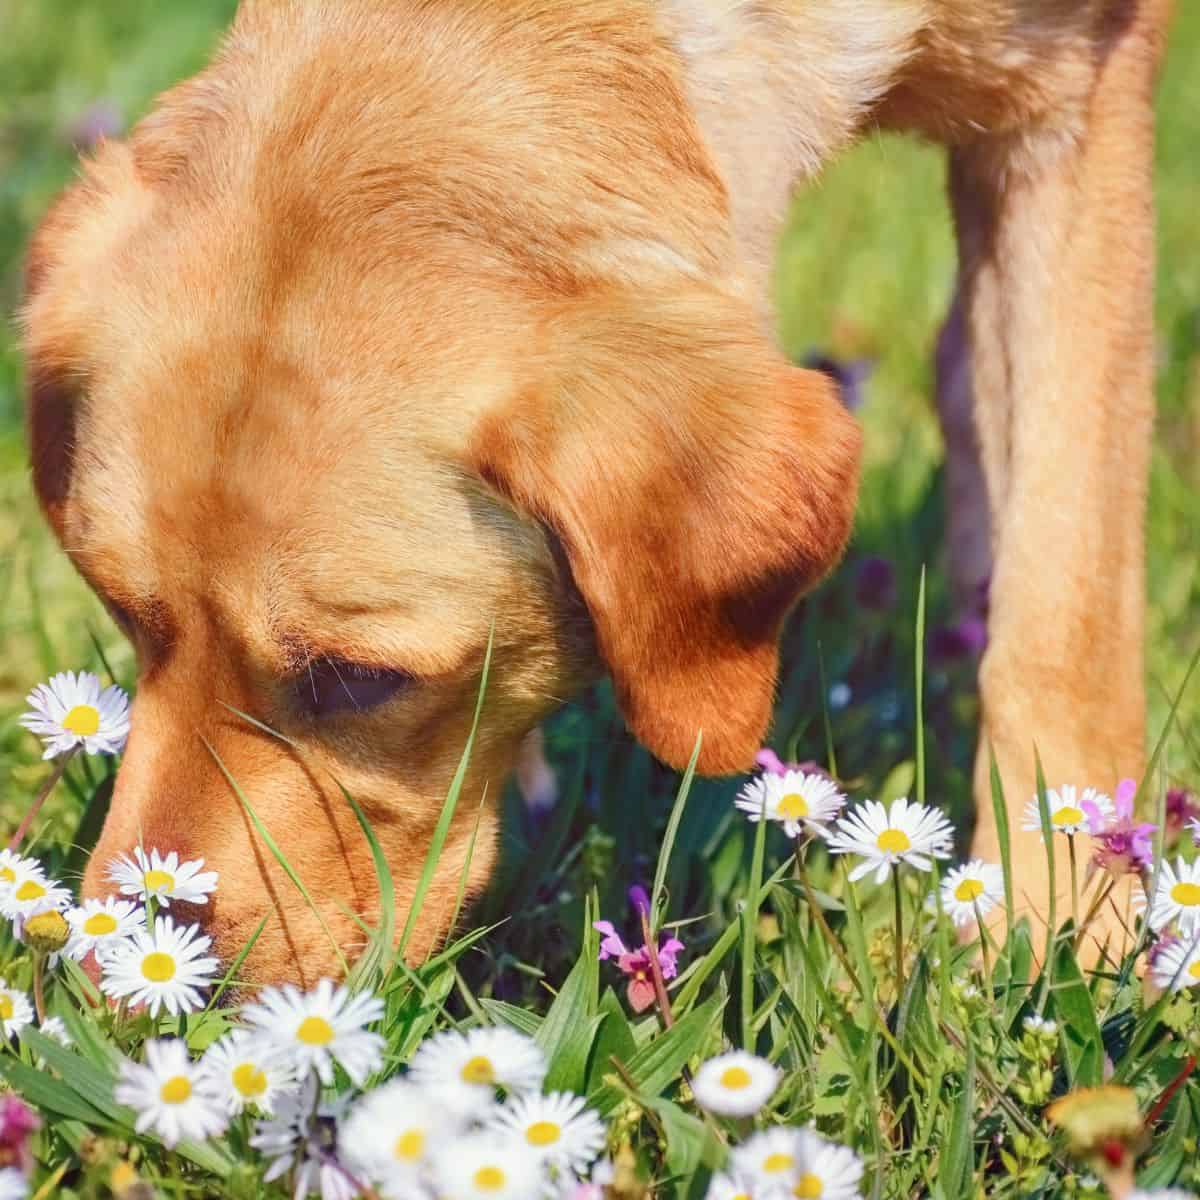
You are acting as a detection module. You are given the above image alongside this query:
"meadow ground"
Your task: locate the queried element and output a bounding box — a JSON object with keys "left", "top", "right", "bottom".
{"left": 0, "top": 4, "right": 1198, "bottom": 1199}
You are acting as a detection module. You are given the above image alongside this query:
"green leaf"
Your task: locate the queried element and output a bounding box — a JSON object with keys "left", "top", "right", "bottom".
{"left": 1050, "top": 940, "right": 1104, "bottom": 1087}
{"left": 536, "top": 904, "right": 598, "bottom": 1062}
{"left": 643, "top": 1096, "right": 724, "bottom": 1179}
{"left": 0, "top": 1055, "right": 112, "bottom": 1127}
{"left": 939, "top": 1040, "right": 976, "bottom": 1196}
{"left": 741, "top": 789, "right": 769, "bottom": 1051}
{"left": 988, "top": 746, "right": 1015, "bottom": 934}
{"left": 588, "top": 994, "right": 725, "bottom": 1116}
{"left": 480, "top": 999, "right": 543, "bottom": 1038}
{"left": 585, "top": 991, "right": 638, "bottom": 1096}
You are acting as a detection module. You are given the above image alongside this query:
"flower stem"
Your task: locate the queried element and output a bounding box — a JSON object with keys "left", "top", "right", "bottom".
{"left": 639, "top": 909, "right": 675, "bottom": 1030}
{"left": 7, "top": 746, "right": 79, "bottom": 851}
{"left": 975, "top": 903, "right": 992, "bottom": 988}
{"left": 796, "top": 846, "right": 863, "bottom": 996}
{"left": 892, "top": 870, "right": 905, "bottom": 1005}
{"left": 32, "top": 952, "right": 47, "bottom": 1024}
{"left": 1068, "top": 834, "right": 1080, "bottom": 935}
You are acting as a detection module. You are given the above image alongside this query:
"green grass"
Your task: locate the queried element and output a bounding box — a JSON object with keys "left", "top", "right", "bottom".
{"left": 1, "top": 4, "right": 1199, "bottom": 1199}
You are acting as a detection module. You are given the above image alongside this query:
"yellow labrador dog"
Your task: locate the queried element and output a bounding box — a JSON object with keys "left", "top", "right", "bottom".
{"left": 21, "top": 0, "right": 1169, "bottom": 980}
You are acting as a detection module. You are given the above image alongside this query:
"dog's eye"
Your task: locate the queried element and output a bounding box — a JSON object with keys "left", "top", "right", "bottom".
{"left": 295, "top": 659, "right": 413, "bottom": 718}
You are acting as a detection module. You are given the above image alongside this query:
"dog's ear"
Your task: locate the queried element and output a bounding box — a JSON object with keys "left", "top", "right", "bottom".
{"left": 471, "top": 285, "right": 861, "bottom": 775}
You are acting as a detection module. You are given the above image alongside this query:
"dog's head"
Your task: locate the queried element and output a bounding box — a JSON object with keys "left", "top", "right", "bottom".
{"left": 20, "top": 2, "right": 860, "bottom": 982}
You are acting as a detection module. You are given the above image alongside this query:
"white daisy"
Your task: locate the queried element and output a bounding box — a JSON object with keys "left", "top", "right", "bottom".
{"left": 734, "top": 770, "right": 846, "bottom": 840}
{"left": 1143, "top": 858, "right": 1200, "bottom": 934}
{"left": 826, "top": 798, "right": 954, "bottom": 884}
{"left": 731, "top": 1127, "right": 809, "bottom": 1188}
{"left": 100, "top": 915, "right": 219, "bottom": 1016}
{"left": 407, "top": 1027, "right": 547, "bottom": 1116}
{"left": 0, "top": 1169, "right": 27, "bottom": 1200}
{"left": 0, "top": 981, "right": 34, "bottom": 1041}
{"left": 0, "top": 866, "right": 71, "bottom": 937}
{"left": 691, "top": 1051, "right": 780, "bottom": 1118}
{"left": 106, "top": 847, "right": 219, "bottom": 908}
{"left": 785, "top": 1129, "right": 865, "bottom": 1200}
{"left": 200, "top": 1030, "right": 297, "bottom": 1115}
{"left": 487, "top": 1092, "right": 606, "bottom": 1173}
{"left": 0, "top": 850, "right": 46, "bottom": 897}
{"left": 1021, "top": 786, "right": 1113, "bottom": 837}
{"left": 939, "top": 860, "right": 1006, "bottom": 928}
{"left": 252, "top": 1075, "right": 355, "bottom": 1198}
{"left": 1150, "top": 934, "right": 1200, "bottom": 992}
{"left": 64, "top": 897, "right": 146, "bottom": 963}
{"left": 340, "top": 1078, "right": 450, "bottom": 1192}
{"left": 18, "top": 670, "right": 130, "bottom": 759}
{"left": 430, "top": 1132, "right": 545, "bottom": 1200}
{"left": 705, "top": 1172, "right": 764, "bottom": 1200}
{"left": 114, "top": 1038, "right": 228, "bottom": 1148}
{"left": 242, "top": 978, "right": 384, "bottom": 1087}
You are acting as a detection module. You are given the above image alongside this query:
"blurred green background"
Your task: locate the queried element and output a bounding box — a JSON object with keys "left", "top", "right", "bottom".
{"left": 1, "top": 1, "right": 1198, "bottom": 827}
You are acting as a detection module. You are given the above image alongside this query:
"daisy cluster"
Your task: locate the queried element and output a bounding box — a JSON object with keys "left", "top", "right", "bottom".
{"left": 737, "top": 757, "right": 1200, "bottom": 995}
{"left": 121, "top": 1000, "right": 615, "bottom": 1200}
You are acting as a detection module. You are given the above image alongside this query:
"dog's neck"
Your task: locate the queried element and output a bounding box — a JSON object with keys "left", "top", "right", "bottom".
{"left": 656, "top": 0, "right": 925, "bottom": 291}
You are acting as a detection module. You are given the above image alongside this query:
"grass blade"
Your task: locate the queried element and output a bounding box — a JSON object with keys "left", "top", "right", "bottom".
{"left": 397, "top": 626, "right": 494, "bottom": 960}
{"left": 650, "top": 732, "right": 702, "bottom": 935}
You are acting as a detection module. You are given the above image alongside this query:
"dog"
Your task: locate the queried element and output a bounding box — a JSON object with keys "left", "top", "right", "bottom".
{"left": 21, "top": 0, "right": 1170, "bottom": 981}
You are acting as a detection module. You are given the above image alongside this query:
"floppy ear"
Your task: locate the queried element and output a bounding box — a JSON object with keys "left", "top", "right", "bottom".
{"left": 471, "top": 285, "right": 861, "bottom": 775}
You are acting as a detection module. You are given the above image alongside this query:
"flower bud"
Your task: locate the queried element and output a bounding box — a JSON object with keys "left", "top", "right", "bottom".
{"left": 23, "top": 909, "right": 69, "bottom": 954}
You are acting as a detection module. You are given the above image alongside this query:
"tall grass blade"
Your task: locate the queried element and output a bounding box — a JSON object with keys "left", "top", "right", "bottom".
{"left": 651, "top": 732, "right": 702, "bottom": 935}
{"left": 397, "top": 626, "right": 494, "bottom": 959}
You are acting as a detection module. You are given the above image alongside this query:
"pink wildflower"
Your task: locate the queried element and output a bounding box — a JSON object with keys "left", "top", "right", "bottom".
{"left": 754, "top": 748, "right": 831, "bottom": 781}
{"left": 1084, "top": 779, "right": 1157, "bottom": 877}
{"left": 1165, "top": 787, "right": 1200, "bottom": 844}
{"left": 594, "top": 921, "right": 684, "bottom": 1013}
{"left": 0, "top": 1096, "right": 38, "bottom": 1174}
{"left": 1189, "top": 816, "right": 1200, "bottom": 849}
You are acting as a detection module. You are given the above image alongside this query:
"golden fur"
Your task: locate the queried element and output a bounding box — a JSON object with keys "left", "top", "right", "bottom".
{"left": 22, "top": 0, "right": 1171, "bottom": 979}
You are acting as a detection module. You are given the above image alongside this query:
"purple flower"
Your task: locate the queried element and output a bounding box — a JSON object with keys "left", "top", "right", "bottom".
{"left": 1188, "top": 816, "right": 1200, "bottom": 849}
{"left": 1085, "top": 778, "right": 1157, "bottom": 877}
{"left": 928, "top": 618, "right": 988, "bottom": 668}
{"left": 0, "top": 1096, "right": 38, "bottom": 1174}
{"left": 1165, "top": 788, "right": 1200, "bottom": 845}
{"left": 593, "top": 921, "right": 685, "bottom": 1013}
{"left": 853, "top": 556, "right": 896, "bottom": 612}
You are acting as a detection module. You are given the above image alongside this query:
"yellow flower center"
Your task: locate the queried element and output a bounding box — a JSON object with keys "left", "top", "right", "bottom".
{"left": 15, "top": 880, "right": 46, "bottom": 902}
{"left": 84, "top": 912, "right": 119, "bottom": 937}
{"left": 954, "top": 879, "right": 985, "bottom": 903}
{"left": 719, "top": 1066, "right": 753, "bottom": 1091}
{"left": 143, "top": 870, "right": 174, "bottom": 893}
{"left": 160, "top": 1075, "right": 192, "bottom": 1104}
{"left": 794, "top": 1175, "right": 825, "bottom": 1198}
{"left": 1187, "top": 960, "right": 1200, "bottom": 981}
{"left": 296, "top": 1016, "right": 335, "bottom": 1046}
{"left": 778, "top": 793, "right": 809, "bottom": 820}
{"left": 141, "top": 952, "right": 176, "bottom": 983}
{"left": 526, "top": 1121, "right": 562, "bottom": 1147}
{"left": 62, "top": 704, "right": 101, "bottom": 736}
{"left": 0, "top": 996, "right": 13, "bottom": 1021}
{"left": 232, "top": 1062, "right": 268, "bottom": 1098}
{"left": 394, "top": 1130, "right": 426, "bottom": 1161}
{"left": 473, "top": 1166, "right": 506, "bottom": 1192}
{"left": 1171, "top": 882, "right": 1200, "bottom": 908}
{"left": 461, "top": 1055, "right": 496, "bottom": 1085}
{"left": 0, "top": 867, "right": 14, "bottom": 883}
{"left": 763, "top": 1153, "right": 795, "bottom": 1174}
{"left": 876, "top": 828, "right": 911, "bottom": 854}
{"left": 1051, "top": 806, "right": 1084, "bottom": 827}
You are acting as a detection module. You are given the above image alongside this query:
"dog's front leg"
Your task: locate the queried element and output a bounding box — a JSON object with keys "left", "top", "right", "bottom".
{"left": 950, "top": 12, "right": 1167, "bottom": 958}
